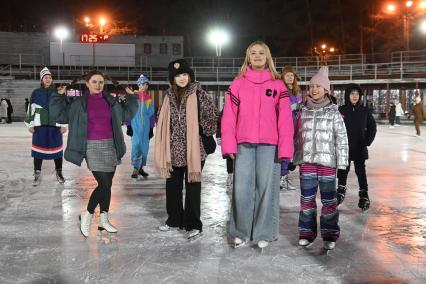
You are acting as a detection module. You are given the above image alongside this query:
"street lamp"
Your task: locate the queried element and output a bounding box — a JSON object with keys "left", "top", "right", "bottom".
{"left": 314, "top": 43, "right": 335, "bottom": 65}
{"left": 54, "top": 26, "right": 69, "bottom": 65}
{"left": 99, "top": 17, "right": 106, "bottom": 34}
{"left": 383, "top": 1, "right": 426, "bottom": 50}
{"left": 419, "top": 19, "right": 426, "bottom": 33}
{"left": 207, "top": 28, "right": 230, "bottom": 57}
{"left": 386, "top": 3, "right": 397, "bottom": 13}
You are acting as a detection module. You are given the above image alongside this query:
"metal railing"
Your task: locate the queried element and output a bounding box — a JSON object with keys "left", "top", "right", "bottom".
{"left": 2, "top": 60, "right": 426, "bottom": 84}
{"left": 2, "top": 49, "right": 426, "bottom": 83}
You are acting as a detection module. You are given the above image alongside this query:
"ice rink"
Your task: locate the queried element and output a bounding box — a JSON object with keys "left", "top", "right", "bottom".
{"left": 0, "top": 123, "right": 425, "bottom": 283}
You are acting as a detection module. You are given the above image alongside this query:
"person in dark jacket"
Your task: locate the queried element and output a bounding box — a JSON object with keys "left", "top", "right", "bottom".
{"left": 412, "top": 96, "right": 425, "bottom": 137}
{"left": 388, "top": 102, "right": 396, "bottom": 128}
{"left": 50, "top": 70, "right": 137, "bottom": 238}
{"left": 25, "top": 67, "right": 67, "bottom": 186}
{"left": 25, "top": 98, "right": 29, "bottom": 113}
{"left": 337, "top": 83, "right": 377, "bottom": 211}
{"left": 5, "top": 98, "right": 13, "bottom": 123}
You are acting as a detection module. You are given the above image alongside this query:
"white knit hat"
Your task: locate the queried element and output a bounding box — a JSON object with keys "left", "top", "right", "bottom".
{"left": 40, "top": 67, "right": 52, "bottom": 80}
{"left": 310, "top": 66, "right": 330, "bottom": 93}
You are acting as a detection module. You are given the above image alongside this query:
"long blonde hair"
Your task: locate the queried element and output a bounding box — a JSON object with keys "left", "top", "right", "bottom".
{"left": 239, "top": 41, "right": 280, "bottom": 80}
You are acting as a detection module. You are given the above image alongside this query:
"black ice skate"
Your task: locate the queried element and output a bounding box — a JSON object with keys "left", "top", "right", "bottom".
{"left": 32, "top": 170, "right": 41, "bottom": 186}
{"left": 358, "top": 190, "right": 370, "bottom": 212}
{"left": 131, "top": 169, "right": 139, "bottom": 179}
{"left": 336, "top": 185, "right": 347, "bottom": 205}
{"left": 56, "top": 169, "right": 65, "bottom": 184}
{"left": 139, "top": 168, "right": 149, "bottom": 179}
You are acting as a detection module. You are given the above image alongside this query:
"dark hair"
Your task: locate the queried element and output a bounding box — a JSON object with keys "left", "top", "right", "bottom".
{"left": 67, "top": 70, "right": 123, "bottom": 91}
{"left": 84, "top": 70, "right": 105, "bottom": 82}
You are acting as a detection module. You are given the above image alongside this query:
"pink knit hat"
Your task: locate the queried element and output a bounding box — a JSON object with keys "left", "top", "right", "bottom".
{"left": 310, "top": 66, "right": 330, "bottom": 93}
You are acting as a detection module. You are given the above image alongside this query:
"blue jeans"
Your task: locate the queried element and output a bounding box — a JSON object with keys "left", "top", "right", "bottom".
{"left": 229, "top": 143, "right": 281, "bottom": 242}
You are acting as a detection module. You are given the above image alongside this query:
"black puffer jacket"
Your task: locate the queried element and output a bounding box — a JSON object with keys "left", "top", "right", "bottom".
{"left": 338, "top": 84, "right": 376, "bottom": 161}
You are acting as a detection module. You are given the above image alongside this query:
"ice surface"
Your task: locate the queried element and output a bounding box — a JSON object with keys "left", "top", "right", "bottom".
{"left": 0, "top": 123, "right": 425, "bottom": 283}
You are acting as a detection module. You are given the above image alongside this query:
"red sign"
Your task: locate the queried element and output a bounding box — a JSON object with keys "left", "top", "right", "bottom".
{"left": 80, "top": 34, "right": 109, "bottom": 43}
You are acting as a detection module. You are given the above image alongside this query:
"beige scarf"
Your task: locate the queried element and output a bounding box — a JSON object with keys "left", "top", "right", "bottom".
{"left": 154, "top": 92, "right": 201, "bottom": 182}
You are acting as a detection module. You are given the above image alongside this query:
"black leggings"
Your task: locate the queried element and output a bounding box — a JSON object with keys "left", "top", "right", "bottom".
{"left": 87, "top": 171, "right": 115, "bottom": 214}
{"left": 34, "top": 157, "right": 63, "bottom": 171}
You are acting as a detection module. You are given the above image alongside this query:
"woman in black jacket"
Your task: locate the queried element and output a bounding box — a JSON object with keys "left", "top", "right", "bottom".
{"left": 337, "top": 84, "right": 377, "bottom": 211}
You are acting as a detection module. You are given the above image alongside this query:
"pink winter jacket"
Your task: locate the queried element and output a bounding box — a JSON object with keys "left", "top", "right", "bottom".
{"left": 221, "top": 68, "right": 294, "bottom": 160}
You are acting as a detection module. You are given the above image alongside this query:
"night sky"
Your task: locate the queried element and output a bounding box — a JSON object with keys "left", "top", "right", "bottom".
{"left": 1, "top": 0, "right": 424, "bottom": 56}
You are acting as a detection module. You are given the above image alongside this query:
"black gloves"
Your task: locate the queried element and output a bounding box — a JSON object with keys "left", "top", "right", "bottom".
{"left": 288, "top": 162, "right": 296, "bottom": 171}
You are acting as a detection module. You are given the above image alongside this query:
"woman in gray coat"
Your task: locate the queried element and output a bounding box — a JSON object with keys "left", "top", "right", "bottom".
{"left": 50, "top": 70, "right": 137, "bottom": 238}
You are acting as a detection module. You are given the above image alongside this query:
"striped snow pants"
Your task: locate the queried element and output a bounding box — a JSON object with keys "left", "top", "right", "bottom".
{"left": 298, "top": 163, "right": 340, "bottom": 242}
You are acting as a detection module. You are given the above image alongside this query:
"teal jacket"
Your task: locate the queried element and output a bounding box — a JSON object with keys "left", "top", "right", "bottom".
{"left": 49, "top": 92, "right": 137, "bottom": 166}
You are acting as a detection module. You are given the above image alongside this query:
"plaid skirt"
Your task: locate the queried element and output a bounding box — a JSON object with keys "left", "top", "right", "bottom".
{"left": 86, "top": 139, "right": 118, "bottom": 172}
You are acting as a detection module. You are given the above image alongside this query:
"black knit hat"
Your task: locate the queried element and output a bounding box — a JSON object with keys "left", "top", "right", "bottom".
{"left": 168, "top": 59, "right": 195, "bottom": 84}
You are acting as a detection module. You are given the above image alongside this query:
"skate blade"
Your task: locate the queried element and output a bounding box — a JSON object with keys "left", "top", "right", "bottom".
{"left": 233, "top": 241, "right": 247, "bottom": 249}
{"left": 188, "top": 233, "right": 203, "bottom": 242}
{"left": 97, "top": 226, "right": 118, "bottom": 233}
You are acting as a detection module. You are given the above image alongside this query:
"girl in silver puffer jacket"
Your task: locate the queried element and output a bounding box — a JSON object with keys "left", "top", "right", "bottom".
{"left": 293, "top": 66, "right": 348, "bottom": 251}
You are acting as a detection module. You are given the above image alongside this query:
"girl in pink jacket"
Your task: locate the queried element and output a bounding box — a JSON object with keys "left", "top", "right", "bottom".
{"left": 221, "top": 41, "right": 294, "bottom": 249}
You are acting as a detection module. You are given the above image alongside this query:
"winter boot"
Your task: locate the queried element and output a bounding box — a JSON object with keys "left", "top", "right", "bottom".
{"left": 32, "top": 170, "right": 41, "bottom": 186}
{"left": 336, "top": 185, "right": 347, "bottom": 205}
{"left": 79, "top": 211, "right": 93, "bottom": 238}
{"left": 56, "top": 169, "right": 65, "bottom": 184}
{"left": 98, "top": 212, "right": 118, "bottom": 233}
{"left": 358, "top": 189, "right": 370, "bottom": 211}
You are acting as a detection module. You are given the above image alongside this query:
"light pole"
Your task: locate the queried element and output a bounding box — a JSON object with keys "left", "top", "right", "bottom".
{"left": 385, "top": 1, "right": 426, "bottom": 51}
{"left": 54, "top": 27, "right": 69, "bottom": 65}
{"left": 99, "top": 18, "right": 106, "bottom": 34}
{"left": 83, "top": 16, "right": 107, "bottom": 66}
{"left": 207, "top": 28, "right": 230, "bottom": 57}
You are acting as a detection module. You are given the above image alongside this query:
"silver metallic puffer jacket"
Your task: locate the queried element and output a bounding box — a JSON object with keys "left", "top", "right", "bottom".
{"left": 293, "top": 103, "right": 349, "bottom": 169}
